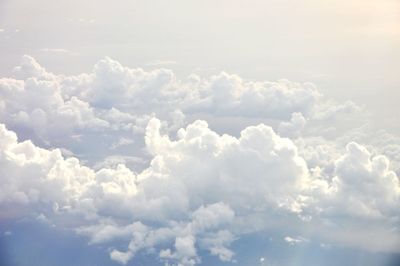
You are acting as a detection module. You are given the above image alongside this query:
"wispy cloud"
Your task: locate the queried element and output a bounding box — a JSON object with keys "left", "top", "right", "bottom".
{"left": 40, "top": 48, "right": 71, "bottom": 53}
{"left": 146, "top": 60, "right": 178, "bottom": 67}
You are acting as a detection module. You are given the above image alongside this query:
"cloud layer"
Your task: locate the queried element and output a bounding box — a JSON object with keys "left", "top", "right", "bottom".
{"left": 1, "top": 117, "right": 399, "bottom": 265}
{"left": 0, "top": 56, "right": 399, "bottom": 265}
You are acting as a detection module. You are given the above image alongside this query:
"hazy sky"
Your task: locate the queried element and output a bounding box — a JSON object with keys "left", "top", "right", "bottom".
{"left": 1, "top": 1, "right": 399, "bottom": 94}
{"left": 1, "top": 0, "right": 399, "bottom": 134}
{"left": 0, "top": 1, "right": 399, "bottom": 266}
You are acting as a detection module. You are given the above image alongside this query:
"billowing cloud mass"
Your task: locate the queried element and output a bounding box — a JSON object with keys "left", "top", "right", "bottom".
{"left": 0, "top": 56, "right": 399, "bottom": 265}
{"left": 1, "top": 56, "right": 358, "bottom": 143}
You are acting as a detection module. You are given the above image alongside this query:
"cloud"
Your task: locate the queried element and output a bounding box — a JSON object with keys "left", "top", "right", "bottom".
{"left": 278, "top": 112, "right": 306, "bottom": 138}
{"left": 12, "top": 55, "right": 51, "bottom": 80}
{"left": 0, "top": 55, "right": 366, "bottom": 180}
{"left": 40, "top": 48, "right": 72, "bottom": 54}
{"left": 3, "top": 56, "right": 356, "bottom": 134}
{"left": 0, "top": 75, "right": 109, "bottom": 141}
{"left": 0, "top": 117, "right": 399, "bottom": 265}
{"left": 146, "top": 60, "right": 178, "bottom": 66}
{"left": 328, "top": 142, "right": 400, "bottom": 218}
{"left": 0, "top": 56, "right": 398, "bottom": 265}
{"left": 313, "top": 100, "right": 361, "bottom": 121}
{"left": 284, "top": 236, "right": 309, "bottom": 245}
{"left": 68, "top": 18, "right": 96, "bottom": 24}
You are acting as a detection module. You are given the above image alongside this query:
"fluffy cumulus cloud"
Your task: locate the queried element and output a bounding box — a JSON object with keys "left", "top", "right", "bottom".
{"left": 1, "top": 116, "right": 399, "bottom": 265}
{"left": 0, "top": 56, "right": 359, "bottom": 150}
{"left": 0, "top": 56, "right": 399, "bottom": 265}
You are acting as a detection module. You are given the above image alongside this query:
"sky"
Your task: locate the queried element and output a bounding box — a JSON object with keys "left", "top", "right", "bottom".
{"left": 0, "top": 1, "right": 400, "bottom": 266}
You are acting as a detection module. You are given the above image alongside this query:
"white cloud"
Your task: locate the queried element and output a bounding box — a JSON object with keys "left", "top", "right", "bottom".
{"left": 1, "top": 117, "right": 398, "bottom": 264}
{"left": 40, "top": 48, "right": 71, "bottom": 53}
{"left": 4, "top": 56, "right": 356, "bottom": 133}
{"left": 313, "top": 100, "right": 361, "bottom": 121}
{"left": 12, "top": 55, "right": 51, "bottom": 80}
{"left": 0, "top": 56, "right": 398, "bottom": 265}
{"left": 0, "top": 75, "right": 109, "bottom": 141}
{"left": 328, "top": 142, "right": 400, "bottom": 218}
{"left": 284, "top": 236, "right": 309, "bottom": 245}
{"left": 146, "top": 60, "right": 178, "bottom": 66}
{"left": 278, "top": 112, "right": 306, "bottom": 138}
{"left": 0, "top": 55, "right": 366, "bottom": 175}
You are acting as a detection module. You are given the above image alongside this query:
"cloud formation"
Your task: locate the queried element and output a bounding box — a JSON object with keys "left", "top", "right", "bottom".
{"left": 0, "top": 115, "right": 398, "bottom": 265}
{"left": 0, "top": 56, "right": 399, "bottom": 265}
{"left": 1, "top": 56, "right": 358, "bottom": 144}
